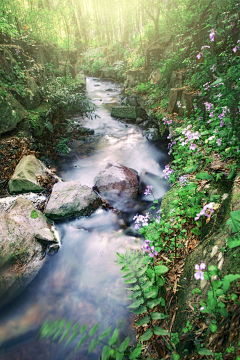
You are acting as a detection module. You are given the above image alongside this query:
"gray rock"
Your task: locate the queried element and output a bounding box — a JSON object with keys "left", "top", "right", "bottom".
{"left": 8, "top": 154, "right": 59, "bottom": 194}
{"left": 111, "top": 106, "right": 142, "bottom": 119}
{"left": 94, "top": 162, "right": 139, "bottom": 209}
{"left": 35, "top": 228, "right": 57, "bottom": 243}
{"left": 45, "top": 180, "right": 101, "bottom": 219}
{"left": 0, "top": 192, "right": 47, "bottom": 212}
{"left": 136, "top": 117, "right": 143, "bottom": 124}
{"left": 143, "top": 128, "right": 160, "bottom": 141}
{"left": 0, "top": 197, "right": 58, "bottom": 308}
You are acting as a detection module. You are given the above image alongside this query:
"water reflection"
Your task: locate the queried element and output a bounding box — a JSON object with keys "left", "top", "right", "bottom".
{"left": 0, "top": 77, "right": 169, "bottom": 360}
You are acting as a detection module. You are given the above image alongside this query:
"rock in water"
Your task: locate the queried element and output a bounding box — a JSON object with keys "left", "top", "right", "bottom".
{"left": 0, "top": 197, "right": 59, "bottom": 308}
{"left": 45, "top": 180, "right": 101, "bottom": 219}
{"left": 94, "top": 163, "right": 139, "bottom": 210}
{"left": 111, "top": 106, "right": 142, "bottom": 119}
{"left": 8, "top": 154, "right": 58, "bottom": 194}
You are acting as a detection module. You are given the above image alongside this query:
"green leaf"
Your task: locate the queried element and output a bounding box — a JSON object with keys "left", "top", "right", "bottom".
{"left": 198, "top": 348, "right": 213, "bottom": 355}
{"left": 119, "top": 336, "right": 130, "bottom": 353}
{"left": 208, "top": 265, "right": 220, "bottom": 275}
{"left": 227, "top": 236, "right": 240, "bottom": 249}
{"left": 75, "top": 334, "right": 88, "bottom": 352}
{"left": 224, "top": 274, "right": 240, "bottom": 283}
{"left": 172, "top": 354, "right": 180, "bottom": 360}
{"left": 207, "top": 296, "right": 217, "bottom": 311}
{"left": 196, "top": 172, "right": 213, "bottom": 180}
{"left": 131, "top": 305, "right": 147, "bottom": 314}
{"left": 141, "top": 281, "right": 154, "bottom": 291}
{"left": 139, "top": 328, "right": 153, "bottom": 341}
{"left": 126, "top": 284, "right": 140, "bottom": 291}
{"left": 116, "top": 352, "right": 124, "bottom": 360}
{"left": 227, "top": 170, "right": 236, "bottom": 180}
{"left": 88, "top": 339, "right": 99, "bottom": 355}
{"left": 184, "top": 166, "right": 197, "bottom": 173}
{"left": 144, "top": 287, "right": 158, "bottom": 299}
{"left": 127, "top": 299, "right": 144, "bottom": 308}
{"left": 219, "top": 307, "right": 228, "bottom": 317}
{"left": 222, "top": 279, "right": 230, "bottom": 291}
{"left": 153, "top": 326, "right": 169, "bottom": 336}
{"left": 129, "top": 344, "right": 142, "bottom": 359}
{"left": 137, "top": 265, "right": 148, "bottom": 277}
{"left": 72, "top": 323, "right": 79, "bottom": 332}
{"left": 101, "top": 345, "right": 111, "bottom": 360}
{"left": 124, "top": 277, "right": 137, "bottom": 284}
{"left": 191, "top": 227, "right": 201, "bottom": 236}
{"left": 80, "top": 324, "right": 87, "bottom": 334}
{"left": 125, "top": 290, "right": 142, "bottom": 300}
{"left": 108, "top": 328, "right": 119, "bottom": 346}
{"left": 58, "top": 329, "right": 71, "bottom": 344}
{"left": 147, "top": 297, "right": 162, "bottom": 309}
{"left": 123, "top": 272, "right": 135, "bottom": 279}
{"left": 65, "top": 331, "right": 79, "bottom": 347}
{"left": 151, "top": 312, "right": 168, "bottom": 320}
{"left": 226, "top": 210, "right": 240, "bottom": 233}
{"left": 154, "top": 265, "right": 168, "bottom": 274}
{"left": 210, "top": 323, "right": 217, "bottom": 333}
{"left": 98, "top": 326, "right": 112, "bottom": 341}
{"left": 136, "top": 316, "right": 150, "bottom": 326}
{"left": 89, "top": 323, "right": 99, "bottom": 337}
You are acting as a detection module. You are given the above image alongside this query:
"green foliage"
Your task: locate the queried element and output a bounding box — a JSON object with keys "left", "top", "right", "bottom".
{"left": 31, "top": 210, "right": 38, "bottom": 219}
{"left": 39, "top": 319, "right": 142, "bottom": 359}
{"left": 56, "top": 138, "right": 69, "bottom": 155}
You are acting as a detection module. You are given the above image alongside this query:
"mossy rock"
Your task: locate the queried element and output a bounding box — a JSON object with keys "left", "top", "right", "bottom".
{"left": 0, "top": 85, "right": 28, "bottom": 135}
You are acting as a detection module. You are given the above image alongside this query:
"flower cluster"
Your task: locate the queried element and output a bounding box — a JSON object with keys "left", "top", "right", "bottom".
{"left": 133, "top": 212, "right": 150, "bottom": 229}
{"left": 233, "top": 40, "right": 240, "bottom": 53}
{"left": 211, "top": 64, "right": 216, "bottom": 72}
{"left": 142, "top": 240, "right": 158, "bottom": 257}
{"left": 144, "top": 185, "right": 153, "bottom": 196}
{"left": 194, "top": 262, "right": 206, "bottom": 280}
{"left": 156, "top": 210, "right": 162, "bottom": 224}
{"left": 179, "top": 174, "right": 189, "bottom": 187}
{"left": 163, "top": 164, "right": 174, "bottom": 180}
{"left": 162, "top": 117, "right": 172, "bottom": 125}
{"left": 194, "top": 202, "right": 215, "bottom": 221}
{"left": 203, "top": 82, "right": 210, "bottom": 91}
{"left": 209, "top": 29, "right": 215, "bottom": 42}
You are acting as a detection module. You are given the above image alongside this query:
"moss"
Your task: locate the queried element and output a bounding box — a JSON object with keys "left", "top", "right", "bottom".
{"left": 27, "top": 102, "right": 51, "bottom": 136}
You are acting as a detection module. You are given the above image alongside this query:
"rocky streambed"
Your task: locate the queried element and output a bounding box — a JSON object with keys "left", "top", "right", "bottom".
{"left": 0, "top": 77, "right": 170, "bottom": 360}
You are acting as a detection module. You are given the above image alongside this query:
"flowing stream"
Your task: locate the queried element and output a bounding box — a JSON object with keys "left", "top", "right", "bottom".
{"left": 0, "top": 77, "right": 169, "bottom": 360}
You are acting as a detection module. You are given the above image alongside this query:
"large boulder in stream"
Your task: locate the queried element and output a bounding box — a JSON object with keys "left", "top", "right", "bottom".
{"left": 94, "top": 163, "right": 139, "bottom": 209}
{"left": 111, "top": 106, "right": 142, "bottom": 120}
{"left": 0, "top": 197, "right": 59, "bottom": 309}
{"left": 45, "top": 180, "right": 101, "bottom": 219}
{"left": 8, "top": 154, "right": 59, "bottom": 194}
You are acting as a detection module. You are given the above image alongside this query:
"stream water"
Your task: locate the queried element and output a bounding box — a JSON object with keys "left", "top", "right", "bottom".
{"left": 0, "top": 77, "right": 169, "bottom": 360}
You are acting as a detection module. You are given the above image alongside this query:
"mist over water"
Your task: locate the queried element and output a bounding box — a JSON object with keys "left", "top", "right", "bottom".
{"left": 0, "top": 77, "right": 169, "bottom": 360}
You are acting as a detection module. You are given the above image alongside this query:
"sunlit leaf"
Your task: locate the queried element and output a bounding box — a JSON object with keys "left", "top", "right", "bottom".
{"left": 119, "top": 336, "right": 130, "bottom": 353}
{"left": 89, "top": 323, "right": 99, "bottom": 337}
{"left": 151, "top": 312, "right": 168, "bottom": 320}
{"left": 139, "top": 328, "right": 153, "bottom": 341}
{"left": 88, "top": 339, "right": 99, "bottom": 355}
{"left": 131, "top": 305, "right": 147, "bottom": 314}
{"left": 127, "top": 299, "right": 144, "bottom": 308}
{"left": 98, "top": 326, "right": 112, "bottom": 341}
{"left": 108, "top": 328, "right": 119, "bottom": 346}
{"left": 136, "top": 316, "right": 150, "bottom": 326}
{"left": 153, "top": 326, "right": 169, "bottom": 336}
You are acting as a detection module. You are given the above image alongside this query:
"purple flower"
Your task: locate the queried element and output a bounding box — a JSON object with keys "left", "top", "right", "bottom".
{"left": 179, "top": 175, "right": 189, "bottom": 187}
{"left": 149, "top": 246, "right": 158, "bottom": 257}
{"left": 167, "top": 133, "right": 172, "bottom": 139}
{"left": 198, "top": 91, "right": 202, "bottom": 96}
{"left": 201, "top": 45, "right": 210, "bottom": 50}
{"left": 144, "top": 185, "right": 153, "bottom": 196}
{"left": 200, "top": 306, "right": 205, "bottom": 311}
{"left": 233, "top": 84, "right": 238, "bottom": 90}
{"left": 194, "top": 263, "right": 206, "bottom": 280}
{"left": 209, "top": 29, "right": 215, "bottom": 42}
{"left": 190, "top": 143, "right": 196, "bottom": 151}
{"left": 216, "top": 138, "right": 222, "bottom": 146}
{"left": 133, "top": 212, "right": 150, "bottom": 229}
{"left": 195, "top": 202, "right": 215, "bottom": 221}
{"left": 204, "top": 102, "right": 214, "bottom": 111}
{"left": 196, "top": 52, "right": 203, "bottom": 59}
{"left": 233, "top": 46, "right": 238, "bottom": 53}
{"left": 217, "top": 93, "right": 222, "bottom": 100}
{"left": 177, "top": 101, "right": 181, "bottom": 108}
{"left": 211, "top": 64, "right": 216, "bottom": 72}
{"left": 167, "top": 119, "right": 172, "bottom": 125}
{"left": 163, "top": 164, "right": 174, "bottom": 180}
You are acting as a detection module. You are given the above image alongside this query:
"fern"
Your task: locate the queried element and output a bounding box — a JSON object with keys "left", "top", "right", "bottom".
{"left": 39, "top": 319, "right": 142, "bottom": 359}
{"left": 115, "top": 250, "right": 173, "bottom": 356}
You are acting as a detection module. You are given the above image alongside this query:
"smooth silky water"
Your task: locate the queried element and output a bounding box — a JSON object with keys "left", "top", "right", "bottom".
{"left": 0, "top": 77, "right": 169, "bottom": 360}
